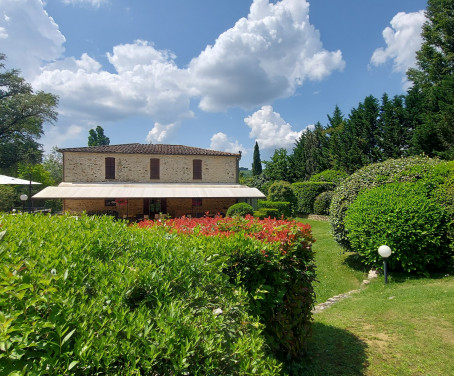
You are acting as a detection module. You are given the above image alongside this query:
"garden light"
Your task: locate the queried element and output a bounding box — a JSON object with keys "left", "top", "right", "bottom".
{"left": 20, "top": 194, "right": 28, "bottom": 213}
{"left": 378, "top": 245, "right": 392, "bottom": 284}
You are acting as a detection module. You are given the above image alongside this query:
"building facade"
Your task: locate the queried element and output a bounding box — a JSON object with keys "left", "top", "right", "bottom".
{"left": 34, "top": 143, "right": 264, "bottom": 218}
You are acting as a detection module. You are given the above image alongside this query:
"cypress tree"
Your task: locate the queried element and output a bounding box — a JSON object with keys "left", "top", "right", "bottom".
{"left": 252, "top": 141, "right": 263, "bottom": 176}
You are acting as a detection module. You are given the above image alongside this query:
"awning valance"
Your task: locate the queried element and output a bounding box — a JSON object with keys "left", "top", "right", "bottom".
{"left": 32, "top": 182, "right": 265, "bottom": 199}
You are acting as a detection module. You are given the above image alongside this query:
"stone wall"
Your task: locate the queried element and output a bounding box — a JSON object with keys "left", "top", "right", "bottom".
{"left": 63, "top": 152, "right": 239, "bottom": 183}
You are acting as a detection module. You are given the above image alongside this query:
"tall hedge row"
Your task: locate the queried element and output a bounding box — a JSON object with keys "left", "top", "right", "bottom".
{"left": 292, "top": 182, "right": 335, "bottom": 215}
{"left": 329, "top": 156, "right": 442, "bottom": 250}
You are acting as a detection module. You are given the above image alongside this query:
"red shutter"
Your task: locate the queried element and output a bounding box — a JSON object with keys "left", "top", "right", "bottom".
{"left": 193, "top": 159, "right": 202, "bottom": 180}
{"left": 105, "top": 157, "right": 115, "bottom": 179}
{"left": 150, "top": 158, "right": 160, "bottom": 179}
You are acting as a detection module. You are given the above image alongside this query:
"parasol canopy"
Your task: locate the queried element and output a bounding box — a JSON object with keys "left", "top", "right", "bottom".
{"left": 0, "top": 174, "right": 41, "bottom": 185}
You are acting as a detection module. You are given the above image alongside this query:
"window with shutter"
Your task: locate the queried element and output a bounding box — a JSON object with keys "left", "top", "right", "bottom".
{"left": 193, "top": 159, "right": 202, "bottom": 180}
{"left": 105, "top": 157, "right": 115, "bottom": 179}
{"left": 150, "top": 158, "right": 160, "bottom": 179}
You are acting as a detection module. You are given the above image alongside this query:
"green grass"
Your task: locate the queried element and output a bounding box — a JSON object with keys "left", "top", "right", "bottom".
{"left": 297, "top": 219, "right": 454, "bottom": 376}
{"left": 301, "top": 219, "right": 365, "bottom": 303}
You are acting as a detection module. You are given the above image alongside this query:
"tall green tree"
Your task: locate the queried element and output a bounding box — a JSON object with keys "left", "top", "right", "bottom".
{"left": 263, "top": 148, "right": 292, "bottom": 182}
{"left": 88, "top": 125, "right": 110, "bottom": 146}
{"left": 407, "top": 0, "right": 454, "bottom": 158}
{"left": 0, "top": 53, "right": 58, "bottom": 174}
{"left": 251, "top": 141, "right": 263, "bottom": 176}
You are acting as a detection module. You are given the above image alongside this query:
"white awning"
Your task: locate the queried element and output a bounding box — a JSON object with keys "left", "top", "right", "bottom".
{"left": 32, "top": 182, "right": 265, "bottom": 199}
{"left": 0, "top": 174, "right": 41, "bottom": 185}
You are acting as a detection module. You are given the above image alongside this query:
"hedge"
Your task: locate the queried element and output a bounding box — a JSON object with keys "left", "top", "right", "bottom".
{"left": 309, "top": 169, "right": 348, "bottom": 186}
{"left": 329, "top": 156, "right": 443, "bottom": 250}
{"left": 313, "top": 191, "right": 334, "bottom": 215}
{"left": 292, "top": 182, "right": 335, "bottom": 215}
{"left": 258, "top": 200, "right": 292, "bottom": 218}
{"left": 226, "top": 202, "right": 254, "bottom": 217}
{"left": 344, "top": 182, "right": 453, "bottom": 274}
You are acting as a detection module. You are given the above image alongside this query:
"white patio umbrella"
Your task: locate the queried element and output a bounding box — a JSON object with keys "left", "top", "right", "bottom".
{"left": 0, "top": 174, "right": 41, "bottom": 185}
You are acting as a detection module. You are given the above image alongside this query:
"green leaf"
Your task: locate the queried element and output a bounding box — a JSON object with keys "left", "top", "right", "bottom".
{"left": 62, "top": 328, "right": 76, "bottom": 345}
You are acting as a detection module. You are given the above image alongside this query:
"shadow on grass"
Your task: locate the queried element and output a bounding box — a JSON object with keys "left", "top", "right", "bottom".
{"left": 342, "top": 253, "right": 368, "bottom": 273}
{"left": 285, "top": 323, "right": 368, "bottom": 376}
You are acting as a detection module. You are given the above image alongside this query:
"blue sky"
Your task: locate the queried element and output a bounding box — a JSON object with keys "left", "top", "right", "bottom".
{"left": 1, "top": 0, "right": 427, "bottom": 167}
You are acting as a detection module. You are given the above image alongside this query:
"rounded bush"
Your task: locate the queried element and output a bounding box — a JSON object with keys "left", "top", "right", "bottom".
{"left": 330, "top": 156, "right": 442, "bottom": 250}
{"left": 344, "top": 182, "right": 452, "bottom": 274}
{"left": 309, "top": 169, "right": 348, "bottom": 186}
{"left": 313, "top": 191, "right": 334, "bottom": 215}
{"left": 267, "top": 181, "right": 296, "bottom": 204}
{"left": 226, "top": 202, "right": 254, "bottom": 217}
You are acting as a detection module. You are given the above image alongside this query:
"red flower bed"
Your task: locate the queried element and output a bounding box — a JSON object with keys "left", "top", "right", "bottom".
{"left": 137, "top": 214, "right": 314, "bottom": 247}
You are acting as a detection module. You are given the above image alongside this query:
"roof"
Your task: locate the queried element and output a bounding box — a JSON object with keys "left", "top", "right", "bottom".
{"left": 0, "top": 175, "right": 41, "bottom": 185}
{"left": 32, "top": 182, "right": 265, "bottom": 199}
{"left": 58, "top": 143, "right": 241, "bottom": 157}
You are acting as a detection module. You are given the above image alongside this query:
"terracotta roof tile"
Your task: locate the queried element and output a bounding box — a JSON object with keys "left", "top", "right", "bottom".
{"left": 58, "top": 143, "right": 241, "bottom": 157}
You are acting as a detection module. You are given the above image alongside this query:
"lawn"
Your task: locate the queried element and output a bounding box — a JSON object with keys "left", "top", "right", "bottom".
{"left": 298, "top": 219, "right": 454, "bottom": 376}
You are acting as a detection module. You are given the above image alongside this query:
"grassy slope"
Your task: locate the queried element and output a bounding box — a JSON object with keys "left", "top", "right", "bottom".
{"left": 299, "top": 219, "right": 454, "bottom": 376}
{"left": 301, "top": 219, "right": 365, "bottom": 303}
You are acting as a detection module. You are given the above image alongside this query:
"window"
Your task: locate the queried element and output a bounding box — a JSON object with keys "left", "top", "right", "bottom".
{"left": 193, "top": 159, "right": 202, "bottom": 180}
{"left": 150, "top": 158, "right": 160, "bottom": 179}
{"left": 105, "top": 157, "right": 115, "bottom": 179}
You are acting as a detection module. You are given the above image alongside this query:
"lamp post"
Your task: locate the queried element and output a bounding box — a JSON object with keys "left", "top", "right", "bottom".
{"left": 378, "top": 245, "right": 392, "bottom": 284}
{"left": 20, "top": 194, "right": 28, "bottom": 213}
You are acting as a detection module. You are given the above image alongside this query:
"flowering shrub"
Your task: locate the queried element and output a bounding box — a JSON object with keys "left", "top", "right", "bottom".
{"left": 139, "top": 215, "right": 317, "bottom": 360}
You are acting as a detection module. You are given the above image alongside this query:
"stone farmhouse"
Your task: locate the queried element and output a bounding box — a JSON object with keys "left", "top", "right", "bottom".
{"left": 33, "top": 143, "right": 265, "bottom": 219}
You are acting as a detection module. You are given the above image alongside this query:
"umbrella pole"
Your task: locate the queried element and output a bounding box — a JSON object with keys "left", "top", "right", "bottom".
{"left": 28, "top": 173, "right": 32, "bottom": 213}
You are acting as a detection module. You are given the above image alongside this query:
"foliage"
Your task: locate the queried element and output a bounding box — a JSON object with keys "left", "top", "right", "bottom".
{"left": 263, "top": 148, "right": 292, "bottom": 182}
{"left": 250, "top": 173, "right": 272, "bottom": 196}
{"left": 0, "top": 54, "right": 58, "bottom": 174}
{"left": 267, "top": 180, "right": 296, "bottom": 206}
{"left": 344, "top": 182, "right": 453, "bottom": 274}
{"left": 88, "top": 125, "right": 110, "bottom": 146}
{"left": 254, "top": 208, "right": 279, "bottom": 219}
{"left": 0, "top": 186, "right": 15, "bottom": 212}
{"left": 252, "top": 141, "right": 263, "bottom": 176}
{"left": 42, "top": 146, "right": 63, "bottom": 185}
{"left": 309, "top": 169, "right": 348, "bottom": 186}
{"left": 141, "top": 215, "right": 317, "bottom": 360}
{"left": 330, "top": 156, "right": 442, "bottom": 250}
{"left": 292, "top": 182, "right": 336, "bottom": 215}
{"left": 226, "top": 202, "right": 254, "bottom": 217}
{"left": 406, "top": 0, "right": 454, "bottom": 158}
{"left": 313, "top": 191, "right": 334, "bottom": 215}
{"left": 258, "top": 201, "right": 292, "bottom": 218}
{"left": 0, "top": 214, "right": 284, "bottom": 375}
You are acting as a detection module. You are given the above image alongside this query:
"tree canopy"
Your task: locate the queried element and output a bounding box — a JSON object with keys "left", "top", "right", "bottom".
{"left": 88, "top": 125, "right": 110, "bottom": 146}
{"left": 252, "top": 141, "right": 263, "bottom": 176}
{"left": 0, "top": 53, "right": 58, "bottom": 174}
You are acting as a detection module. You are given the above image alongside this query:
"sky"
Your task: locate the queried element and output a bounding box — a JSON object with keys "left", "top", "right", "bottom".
{"left": 0, "top": 0, "right": 428, "bottom": 168}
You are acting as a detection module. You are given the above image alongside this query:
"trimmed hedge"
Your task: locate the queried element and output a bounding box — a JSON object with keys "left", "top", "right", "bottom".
{"left": 309, "top": 169, "right": 348, "bottom": 186}
{"left": 226, "top": 202, "right": 254, "bottom": 217}
{"left": 344, "top": 182, "right": 453, "bottom": 274}
{"left": 330, "top": 156, "right": 442, "bottom": 250}
{"left": 258, "top": 200, "right": 292, "bottom": 218}
{"left": 313, "top": 191, "right": 334, "bottom": 215}
{"left": 292, "top": 182, "right": 336, "bottom": 215}
{"left": 267, "top": 181, "right": 296, "bottom": 205}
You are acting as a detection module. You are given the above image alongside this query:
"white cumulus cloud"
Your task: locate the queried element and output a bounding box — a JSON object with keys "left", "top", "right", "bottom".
{"left": 371, "top": 11, "right": 425, "bottom": 74}
{"left": 61, "top": 0, "right": 108, "bottom": 7}
{"left": 244, "top": 105, "right": 302, "bottom": 150}
{"left": 210, "top": 132, "right": 247, "bottom": 155}
{"left": 189, "top": 0, "right": 345, "bottom": 112}
{"left": 0, "top": 0, "right": 65, "bottom": 79}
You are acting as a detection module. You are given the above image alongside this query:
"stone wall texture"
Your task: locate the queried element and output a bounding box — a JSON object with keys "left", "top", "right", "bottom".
{"left": 63, "top": 152, "right": 239, "bottom": 183}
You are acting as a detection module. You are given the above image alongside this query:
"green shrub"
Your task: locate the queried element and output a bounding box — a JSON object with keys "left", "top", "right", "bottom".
{"left": 226, "top": 202, "right": 254, "bottom": 217}
{"left": 254, "top": 210, "right": 268, "bottom": 219}
{"left": 330, "top": 156, "right": 442, "bottom": 250}
{"left": 313, "top": 191, "right": 334, "bottom": 215}
{"left": 309, "top": 169, "right": 348, "bottom": 186}
{"left": 258, "top": 200, "right": 292, "bottom": 218}
{"left": 0, "top": 185, "right": 15, "bottom": 212}
{"left": 0, "top": 214, "right": 282, "bottom": 375}
{"left": 344, "top": 183, "right": 452, "bottom": 274}
{"left": 267, "top": 180, "right": 296, "bottom": 204}
{"left": 292, "top": 182, "right": 335, "bottom": 215}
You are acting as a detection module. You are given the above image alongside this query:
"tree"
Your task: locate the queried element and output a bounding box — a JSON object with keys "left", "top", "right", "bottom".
{"left": 0, "top": 53, "right": 58, "bottom": 174}
{"left": 42, "top": 146, "right": 63, "bottom": 185}
{"left": 251, "top": 141, "right": 263, "bottom": 176}
{"left": 88, "top": 125, "right": 110, "bottom": 146}
{"left": 263, "top": 148, "right": 292, "bottom": 182}
{"left": 407, "top": 0, "right": 454, "bottom": 158}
